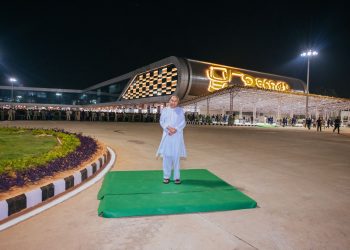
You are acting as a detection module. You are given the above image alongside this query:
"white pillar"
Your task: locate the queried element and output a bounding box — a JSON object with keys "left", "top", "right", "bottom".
{"left": 253, "top": 105, "right": 256, "bottom": 124}
{"left": 277, "top": 105, "right": 281, "bottom": 120}
{"left": 206, "top": 98, "right": 210, "bottom": 115}
{"left": 229, "top": 91, "right": 234, "bottom": 115}
{"left": 239, "top": 106, "right": 243, "bottom": 119}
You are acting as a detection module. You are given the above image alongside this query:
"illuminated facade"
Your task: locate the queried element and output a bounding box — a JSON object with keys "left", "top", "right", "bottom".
{"left": 206, "top": 66, "right": 291, "bottom": 92}
{"left": 122, "top": 64, "right": 178, "bottom": 100}
{"left": 0, "top": 56, "right": 307, "bottom": 106}
{"left": 2, "top": 56, "right": 349, "bottom": 118}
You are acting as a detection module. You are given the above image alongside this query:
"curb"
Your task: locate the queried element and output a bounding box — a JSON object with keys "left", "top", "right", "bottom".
{"left": 0, "top": 148, "right": 111, "bottom": 222}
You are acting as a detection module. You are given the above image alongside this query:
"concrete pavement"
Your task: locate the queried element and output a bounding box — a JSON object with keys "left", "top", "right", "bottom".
{"left": 0, "top": 121, "right": 349, "bottom": 250}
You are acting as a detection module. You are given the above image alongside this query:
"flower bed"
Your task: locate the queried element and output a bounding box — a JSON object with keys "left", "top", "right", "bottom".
{"left": 0, "top": 128, "right": 98, "bottom": 191}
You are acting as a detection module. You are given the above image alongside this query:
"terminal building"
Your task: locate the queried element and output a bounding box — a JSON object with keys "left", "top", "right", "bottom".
{"left": 1, "top": 56, "right": 349, "bottom": 123}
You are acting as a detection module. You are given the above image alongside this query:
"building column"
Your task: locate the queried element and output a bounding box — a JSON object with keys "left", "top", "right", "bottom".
{"left": 276, "top": 98, "right": 281, "bottom": 122}
{"left": 253, "top": 104, "right": 257, "bottom": 124}
{"left": 239, "top": 106, "right": 243, "bottom": 119}
{"left": 206, "top": 98, "right": 210, "bottom": 115}
{"left": 230, "top": 91, "right": 234, "bottom": 115}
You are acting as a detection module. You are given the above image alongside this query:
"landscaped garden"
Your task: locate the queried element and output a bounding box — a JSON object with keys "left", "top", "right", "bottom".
{"left": 0, "top": 127, "right": 99, "bottom": 191}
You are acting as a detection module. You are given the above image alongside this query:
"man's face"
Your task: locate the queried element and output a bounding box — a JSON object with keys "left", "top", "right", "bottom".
{"left": 169, "top": 96, "right": 179, "bottom": 108}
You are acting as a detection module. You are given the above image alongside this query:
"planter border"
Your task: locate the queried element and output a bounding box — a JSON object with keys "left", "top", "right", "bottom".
{"left": 0, "top": 147, "right": 114, "bottom": 226}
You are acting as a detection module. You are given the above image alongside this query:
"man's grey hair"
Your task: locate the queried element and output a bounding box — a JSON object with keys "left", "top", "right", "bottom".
{"left": 170, "top": 95, "right": 180, "bottom": 101}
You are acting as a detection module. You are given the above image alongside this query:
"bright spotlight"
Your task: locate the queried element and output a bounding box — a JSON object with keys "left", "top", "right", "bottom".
{"left": 300, "top": 50, "right": 318, "bottom": 58}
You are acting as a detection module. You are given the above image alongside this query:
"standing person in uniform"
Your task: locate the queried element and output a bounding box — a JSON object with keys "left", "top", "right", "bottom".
{"left": 26, "top": 108, "right": 31, "bottom": 120}
{"left": 316, "top": 117, "right": 322, "bottom": 132}
{"left": 8, "top": 108, "right": 13, "bottom": 121}
{"left": 66, "top": 109, "right": 71, "bottom": 121}
{"left": 156, "top": 95, "right": 187, "bottom": 184}
{"left": 0, "top": 108, "right": 4, "bottom": 121}
{"left": 333, "top": 116, "right": 341, "bottom": 134}
{"left": 306, "top": 117, "right": 311, "bottom": 130}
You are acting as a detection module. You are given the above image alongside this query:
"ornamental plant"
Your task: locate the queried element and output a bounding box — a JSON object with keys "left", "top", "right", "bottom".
{"left": 0, "top": 127, "right": 98, "bottom": 191}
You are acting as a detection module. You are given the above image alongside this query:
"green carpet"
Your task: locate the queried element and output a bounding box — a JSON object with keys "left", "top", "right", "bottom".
{"left": 98, "top": 169, "right": 257, "bottom": 218}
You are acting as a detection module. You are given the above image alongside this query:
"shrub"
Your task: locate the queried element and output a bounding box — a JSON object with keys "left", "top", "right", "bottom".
{"left": 0, "top": 128, "right": 98, "bottom": 191}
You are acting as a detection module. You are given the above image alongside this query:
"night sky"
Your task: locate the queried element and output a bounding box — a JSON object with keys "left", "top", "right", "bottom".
{"left": 1, "top": 1, "right": 349, "bottom": 98}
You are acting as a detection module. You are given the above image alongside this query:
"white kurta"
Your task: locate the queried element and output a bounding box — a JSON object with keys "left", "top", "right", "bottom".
{"left": 156, "top": 107, "right": 187, "bottom": 159}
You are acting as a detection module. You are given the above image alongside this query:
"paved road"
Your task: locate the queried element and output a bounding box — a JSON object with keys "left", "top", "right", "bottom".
{"left": 1, "top": 121, "right": 349, "bottom": 250}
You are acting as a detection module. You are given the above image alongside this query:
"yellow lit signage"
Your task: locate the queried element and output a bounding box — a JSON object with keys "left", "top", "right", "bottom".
{"left": 206, "top": 66, "right": 290, "bottom": 92}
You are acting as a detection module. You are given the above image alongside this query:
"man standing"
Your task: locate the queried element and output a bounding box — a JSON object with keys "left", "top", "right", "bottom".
{"left": 333, "top": 117, "right": 341, "bottom": 134}
{"left": 0, "top": 108, "right": 4, "bottom": 121}
{"left": 306, "top": 117, "right": 311, "bottom": 130}
{"left": 8, "top": 108, "right": 13, "bottom": 121}
{"left": 26, "top": 108, "right": 31, "bottom": 120}
{"left": 316, "top": 117, "right": 322, "bottom": 132}
{"left": 66, "top": 109, "right": 71, "bottom": 121}
{"left": 156, "top": 95, "right": 187, "bottom": 184}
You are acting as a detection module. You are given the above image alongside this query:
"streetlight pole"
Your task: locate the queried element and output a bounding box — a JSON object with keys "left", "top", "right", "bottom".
{"left": 306, "top": 56, "right": 310, "bottom": 118}
{"left": 9, "top": 77, "right": 17, "bottom": 103}
{"left": 301, "top": 50, "right": 318, "bottom": 118}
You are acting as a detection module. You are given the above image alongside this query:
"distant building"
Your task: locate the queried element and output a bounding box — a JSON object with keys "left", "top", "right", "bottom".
{"left": 1, "top": 56, "right": 349, "bottom": 120}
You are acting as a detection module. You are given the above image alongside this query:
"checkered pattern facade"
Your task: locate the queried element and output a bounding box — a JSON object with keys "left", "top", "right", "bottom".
{"left": 122, "top": 64, "right": 178, "bottom": 100}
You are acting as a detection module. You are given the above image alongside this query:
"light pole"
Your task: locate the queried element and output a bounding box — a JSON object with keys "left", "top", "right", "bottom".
{"left": 301, "top": 50, "right": 318, "bottom": 118}
{"left": 9, "top": 77, "right": 17, "bottom": 102}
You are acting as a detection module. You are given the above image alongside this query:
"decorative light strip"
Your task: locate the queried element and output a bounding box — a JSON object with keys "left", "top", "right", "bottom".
{"left": 206, "top": 66, "right": 290, "bottom": 92}
{"left": 122, "top": 65, "right": 178, "bottom": 100}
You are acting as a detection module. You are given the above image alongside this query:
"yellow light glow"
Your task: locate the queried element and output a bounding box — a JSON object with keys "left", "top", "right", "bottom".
{"left": 206, "top": 66, "right": 290, "bottom": 92}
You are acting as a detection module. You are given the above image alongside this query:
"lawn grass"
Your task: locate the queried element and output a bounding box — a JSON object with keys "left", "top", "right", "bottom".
{"left": 0, "top": 127, "right": 81, "bottom": 176}
{"left": 0, "top": 130, "right": 57, "bottom": 161}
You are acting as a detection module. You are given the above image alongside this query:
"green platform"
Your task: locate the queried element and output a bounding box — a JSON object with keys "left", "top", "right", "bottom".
{"left": 98, "top": 169, "right": 257, "bottom": 218}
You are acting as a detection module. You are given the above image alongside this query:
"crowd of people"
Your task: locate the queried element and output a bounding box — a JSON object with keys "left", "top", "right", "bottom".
{"left": 0, "top": 106, "right": 345, "bottom": 134}
{"left": 186, "top": 113, "right": 235, "bottom": 125}
{"left": 187, "top": 113, "right": 298, "bottom": 127}
{"left": 305, "top": 117, "right": 342, "bottom": 134}
{"left": 0, "top": 107, "right": 161, "bottom": 122}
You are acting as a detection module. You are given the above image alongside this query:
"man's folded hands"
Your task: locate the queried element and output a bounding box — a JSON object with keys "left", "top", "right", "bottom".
{"left": 167, "top": 126, "right": 177, "bottom": 136}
